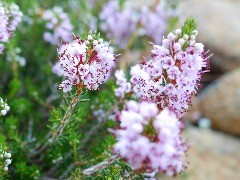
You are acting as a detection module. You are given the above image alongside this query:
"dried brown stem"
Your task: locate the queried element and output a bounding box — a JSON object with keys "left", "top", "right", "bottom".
{"left": 82, "top": 153, "right": 120, "bottom": 176}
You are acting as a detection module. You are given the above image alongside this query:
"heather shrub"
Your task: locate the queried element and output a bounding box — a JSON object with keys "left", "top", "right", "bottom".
{"left": 0, "top": 0, "right": 211, "bottom": 179}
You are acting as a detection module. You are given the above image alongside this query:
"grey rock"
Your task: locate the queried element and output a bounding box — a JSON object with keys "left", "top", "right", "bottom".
{"left": 199, "top": 68, "right": 240, "bottom": 136}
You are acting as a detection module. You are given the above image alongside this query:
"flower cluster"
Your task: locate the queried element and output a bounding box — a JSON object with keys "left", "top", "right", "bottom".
{"left": 114, "top": 101, "right": 187, "bottom": 176}
{"left": 140, "top": 4, "right": 166, "bottom": 44}
{"left": 114, "top": 70, "right": 131, "bottom": 98}
{"left": 0, "top": 98, "right": 10, "bottom": 116}
{"left": 0, "top": 147, "right": 11, "bottom": 172}
{"left": 43, "top": 6, "right": 73, "bottom": 45}
{"left": 99, "top": 1, "right": 170, "bottom": 49}
{"left": 99, "top": 0, "right": 137, "bottom": 49}
{"left": 1, "top": 2, "right": 23, "bottom": 31}
{"left": 0, "top": 2, "right": 22, "bottom": 54}
{"left": 0, "top": 7, "right": 10, "bottom": 54}
{"left": 56, "top": 33, "right": 116, "bottom": 92}
{"left": 6, "top": 47, "right": 26, "bottom": 66}
{"left": 115, "top": 26, "right": 210, "bottom": 118}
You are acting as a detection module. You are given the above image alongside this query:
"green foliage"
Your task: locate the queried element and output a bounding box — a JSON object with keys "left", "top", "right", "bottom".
{"left": 14, "top": 162, "right": 40, "bottom": 180}
{"left": 181, "top": 17, "right": 197, "bottom": 37}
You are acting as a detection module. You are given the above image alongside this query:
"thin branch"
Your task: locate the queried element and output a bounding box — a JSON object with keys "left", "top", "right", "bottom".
{"left": 55, "top": 121, "right": 105, "bottom": 177}
{"left": 50, "top": 108, "right": 114, "bottom": 178}
{"left": 59, "top": 163, "right": 75, "bottom": 179}
{"left": 30, "top": 95, "right": 80, "bottom": 158}
{"left": 27, "top": 118, "right": 34, "bottom": 142}
{"left": 82, "top": 153, "right": 120, "bottom": 176}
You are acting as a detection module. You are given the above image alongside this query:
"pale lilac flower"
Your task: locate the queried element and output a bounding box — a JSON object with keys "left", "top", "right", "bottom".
{"left": 140, "top": 4, "right": 166, "bottom": 44}
{"left": 0, "top": 2, "right": 23, "bottom": 31}
{"left": 114, "top": 70, "right": 131, "bottom": 98}
{"left": 100, "top": 0, "right": 137, "bottom": 49}
{"left": 0, "top": 7, "right": 10, "bottom": 54}
{"left": 57, "top": 33, "right": 116, "bottom": 92}
{"left": 114, "top": 101, "right": 187, "bottom": 175}
{"left": 6, "top": 3, "right": 23, "bottom": 31}
{"left": 52, "top": 61, "right": 64, "bottom": 77}
{"left": 43, "top": 7, "right": 73, "bottom": 45}
{"left": 115, "top": 28, "right": 210, "bottom": 117}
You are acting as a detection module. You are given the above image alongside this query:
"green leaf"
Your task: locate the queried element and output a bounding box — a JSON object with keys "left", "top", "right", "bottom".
{"left": 181, "top": 17, "right": 197, "bottom": 37}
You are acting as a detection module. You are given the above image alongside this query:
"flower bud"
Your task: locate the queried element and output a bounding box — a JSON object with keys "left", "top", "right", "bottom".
{"left": 5, "top": 159, "right": 11, "bottom": 165}
{"left": 175, "top": 29, "right": 182, "bottom": 35}
{"left": 190, "top": 35, "right": 196, "bottom": 40}
{"left": 192, "top": 30, "right": 198, "bottom": 36}
{"left": 183, "top": 34, "right": 189, "bottom": 40}
{"left": 178, "top": 38, "right": 185, "bottom": 45}
{"left": 5, "top": 153, "right": 11, "bottom": 158}
{"left": 1, "top": 110, "right": 7, "bottom": 116}
{"left": 173, "top": 43, "right": 182, "bottom": 52}
{"left": 93, "top": 40, "right": 98, "bottom": 46}
{"left": 4, "top": 106, "right": 10, "bottom": 111}
{"left": 3, "top": 166, "right": 8, "bottom": 171}
{"left": 87, "top": 35, "right": 93, "bottom": 41}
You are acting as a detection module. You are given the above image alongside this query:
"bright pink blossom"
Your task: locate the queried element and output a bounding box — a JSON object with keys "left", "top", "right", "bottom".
{"left": 115, "top": 28, "right": 210, "bottom": 118}
{"left": 57, "top": 34, "right": 116, "bottom": 92}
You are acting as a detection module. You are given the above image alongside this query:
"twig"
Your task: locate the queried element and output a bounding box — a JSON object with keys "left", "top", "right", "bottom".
{"left": 46, "top": 119, "right": 106, "bottom": 176}
{"left": 27, "top": 118, "right": 34, "bottom": 142}
{"left": 30, "top": 95, "right": 80, "bottom": 158}
{"left": 59, "top": 163, "right": 75, "bottom": 179}
{"left": 51, "top": 108, "right": 114, "bottom": 178}
{"left": 82, "top": 153, "right": 120, "bottom": 176}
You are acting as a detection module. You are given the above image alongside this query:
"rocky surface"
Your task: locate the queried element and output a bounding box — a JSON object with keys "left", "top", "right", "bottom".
{"left": 164, "top": 127, "right": 240, "bottom": 180}
{"left": 179, "top": 0, "right": 240, "bottom": 72}
{"left": 198, "top": 68, "right": 240, "bottom": 136}
{"left": 127, "top": 0, "right": 154, "bottom": 10}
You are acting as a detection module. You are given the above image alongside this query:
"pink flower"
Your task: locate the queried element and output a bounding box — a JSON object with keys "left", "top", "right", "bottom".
{"left": 167, "top": 66, "right": 181, "bottom": 80}
{"left": 100, "top": 0, "right": 137, "bottom": 49}
{"left": 43, "top": 7, "right": 73, "bottom": 45}
{"left": 6, "top": 3, "right": 23, "bottom": 31}
{"left": 0, "top": 7, "right": 10, "bottom": 54}
{"left": 114, "top": 101, "right": 187, "bottom": 175}
{"left": 57, "top": 33, "right": 116, "bottom": 92}
{"left": 115, "top": 27, "right": 211, "bottom": 117}
{"left": 140, "top": 4, "right": 166, "bottom": 44}
{"left": 114, "top": 70, "right": 131, "bottom": 98}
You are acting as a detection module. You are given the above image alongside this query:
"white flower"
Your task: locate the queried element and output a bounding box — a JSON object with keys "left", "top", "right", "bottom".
{"left": 1, "top": 110, "right": 7, "bottom": 116}
{"left": 5, "top": 159, "right": 11, "bottom": 165}
{"left": 3, "top": 166, "right": 8, "bottom": 171}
